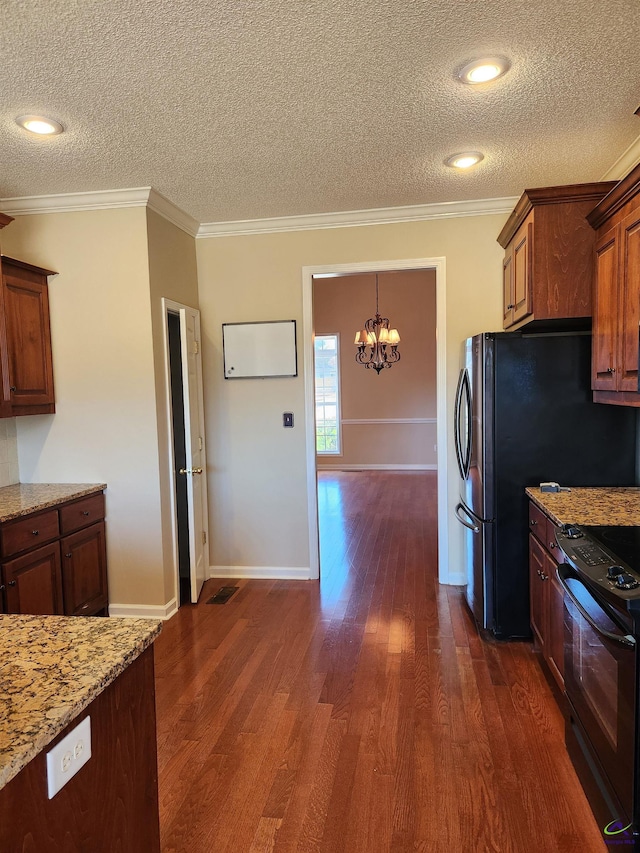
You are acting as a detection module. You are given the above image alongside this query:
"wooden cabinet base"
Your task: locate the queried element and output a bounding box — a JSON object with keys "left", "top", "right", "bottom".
{"left": 528, "top": 500, "right": 564, "bottom": 694}
{"left": 0, "top": 647, "right": 160, "bottom": 853}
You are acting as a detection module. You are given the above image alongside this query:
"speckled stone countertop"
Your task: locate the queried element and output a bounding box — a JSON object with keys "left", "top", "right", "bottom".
{"left": 0, "top": 614, "right": 161, "bottom": 790}
{"left": 526, "top": 486, "right": 640, "bottom": 527}
{"left": 0, "top": 483, "right": 106, "bottom": 523}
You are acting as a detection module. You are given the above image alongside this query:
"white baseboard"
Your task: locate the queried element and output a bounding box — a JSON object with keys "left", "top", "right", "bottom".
{"left": 317, "top": 463, "right": 437, "bottom": 471}
{"left": 109, "top": 598, "right": 178, "bottom": 620}
{"left": 446, "top": 572, "right": 467, "bottom": 586}
{"left": 210, "top": 565, "right": 312, "bottom": 580}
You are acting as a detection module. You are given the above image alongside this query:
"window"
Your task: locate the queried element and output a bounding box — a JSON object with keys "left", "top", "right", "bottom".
{"left": 314, "top": 334, "right": 341, "bottom": 454}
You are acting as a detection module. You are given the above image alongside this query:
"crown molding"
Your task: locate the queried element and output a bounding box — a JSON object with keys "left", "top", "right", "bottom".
{"left": 601, "top": 132, "right": 640, "bottom": 181}
{"left": 0, "top": 187, "right": 152, "bottom": 216}
{"left": 146, "top": 188, "right": 199, "bottom": 237}
{"left": 0, "top": 187, "right": 199, "bottom": 237}
{"left": 196, "top": 196, "right": 520, "bottom": 238}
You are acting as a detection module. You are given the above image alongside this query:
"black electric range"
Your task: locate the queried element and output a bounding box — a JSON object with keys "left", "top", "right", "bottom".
{"left": 556, "top": 523, "right": 640, "bottom": 851}
{"left": 557, "top": 524, "right": 640, "bottom": 616}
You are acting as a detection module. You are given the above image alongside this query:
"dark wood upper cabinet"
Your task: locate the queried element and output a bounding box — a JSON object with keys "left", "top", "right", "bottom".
{"left": 498, "top": 182, "right": 616, "bottom": 331}
{"left": 587, "top": 163, "right": 640, "bottom": 406}
{"left": 0, "top": 256, "right": 56, "bottom": 416}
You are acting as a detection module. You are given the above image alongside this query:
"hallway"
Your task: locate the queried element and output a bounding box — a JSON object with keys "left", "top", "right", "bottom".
{"left": 154, "top": 471, "right": 604, "bottom": 851}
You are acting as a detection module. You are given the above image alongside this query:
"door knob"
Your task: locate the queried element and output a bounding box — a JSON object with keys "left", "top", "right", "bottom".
{"left": 179, "top": 467, "right": 203, "bottom": 475}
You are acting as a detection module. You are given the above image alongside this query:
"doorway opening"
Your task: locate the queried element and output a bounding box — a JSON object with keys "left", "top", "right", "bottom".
{"left": 302, "top": 257, "right": 448, "bottom": 585}
{"left": 162, "top": 299, "right": 210, "bottom": 609}
{"left": 167, "top": 312, "right": 191, "bottom": 606}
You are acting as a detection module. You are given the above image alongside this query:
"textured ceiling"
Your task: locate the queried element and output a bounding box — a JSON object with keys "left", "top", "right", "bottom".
{"left": 1, "top": 0, "right": 639, "bottom": 224}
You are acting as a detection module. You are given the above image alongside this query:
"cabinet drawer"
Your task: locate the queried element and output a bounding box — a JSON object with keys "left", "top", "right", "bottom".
{"left": 1, "top": 510, "right": 60, "bottom": 558}
{"left": 60, "top": 493, "right": 105, "bottom": 535}
{"left": 528, "top": 502, "right": 547, "bottom": 544}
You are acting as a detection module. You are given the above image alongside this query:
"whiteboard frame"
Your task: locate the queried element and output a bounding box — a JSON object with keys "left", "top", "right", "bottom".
{"left": 222, "top": 320, "right": 298, "bottom": 379}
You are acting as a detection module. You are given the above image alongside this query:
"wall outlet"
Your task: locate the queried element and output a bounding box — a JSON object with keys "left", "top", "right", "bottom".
{"left": 46, "top": 716, "right": 92, "bottom": 799}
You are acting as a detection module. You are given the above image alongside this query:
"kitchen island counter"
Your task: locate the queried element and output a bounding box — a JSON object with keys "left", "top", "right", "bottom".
{"left": 525, "top": 485, "right": 640, "bottom": 528}
{"left": 0, "top": 613, "right": 161, "bottom": 790}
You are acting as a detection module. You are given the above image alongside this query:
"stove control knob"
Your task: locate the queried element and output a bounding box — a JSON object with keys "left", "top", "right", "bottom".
{"left": 564, "top": 526, "right": 584, "bottom": 539}
{"left": 608, "top": 565, "right": 625, "bottom": 579}
{"left": 615, "top": 573, "right": 640, "bottom": 590}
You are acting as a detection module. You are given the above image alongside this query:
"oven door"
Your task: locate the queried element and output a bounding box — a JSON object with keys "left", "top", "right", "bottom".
{"left": 557, "top": 565, "right": 636, "bottom": 823}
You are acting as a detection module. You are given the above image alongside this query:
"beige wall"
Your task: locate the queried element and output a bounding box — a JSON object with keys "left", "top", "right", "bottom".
{"left": 0, "top": 208, "right": 168, "bottom": 606}
{"left": 196, "top": 214, "right": 506, "bottom": 579}
{"left": 313, "top": 269, "right": 436, "bottom": 468}
{"left": 0, "top": 420, "right": 19, "bottom": 486}
{"left": 0, "top": 205, "right": 507, "bottom": 598}
{"left": 146, "top": 208, "right": 200, "bottom": 602}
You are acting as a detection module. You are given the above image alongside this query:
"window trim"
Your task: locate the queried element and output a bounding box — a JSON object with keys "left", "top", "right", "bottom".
{"left": 314, "top": 332, "right": 343, "bottom": 456}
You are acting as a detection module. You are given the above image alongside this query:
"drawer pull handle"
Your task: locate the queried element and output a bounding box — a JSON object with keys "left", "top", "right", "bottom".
{"left": 549, "top": 542, "right": 556, "bottom": 549}
{"left": 65, "top": 553, "right": 72, "bottom": 558}
{"left": 9, "top": 386, "right": 16, "bottom": 393}
{"left": 7, "top": 581, "right": 16, "bottom": 587}
{"left": 32, "top": 530, "right": 39, "bottom": 536}
{"left": 82, "top": 511, "right": 90, "bottom": 516}
{"left": 0, "top": 584, "right": 5, "bottom": 591}
{"left": 530, "top": 520, "right": 537, "bottom": 526}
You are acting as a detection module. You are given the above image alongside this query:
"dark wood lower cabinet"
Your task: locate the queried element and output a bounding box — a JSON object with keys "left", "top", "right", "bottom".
{"left": 0, "top": 646, "right": 160, "bottom": 853}
{"left": 0, "top": 491, "right": 108, "bottom": 616}
{"left": 3, "top": 541, "right": 63, "bottom": 615}
{"left": 528, "top": 500, "right": 564, "bottom": 692}
{"left": 61, "top": 521, "right": 108, "bottom": 616}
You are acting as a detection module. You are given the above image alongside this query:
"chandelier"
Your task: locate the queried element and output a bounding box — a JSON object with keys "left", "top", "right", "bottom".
{"left": 354, "top": 274, "right": 401, "bottom": 373}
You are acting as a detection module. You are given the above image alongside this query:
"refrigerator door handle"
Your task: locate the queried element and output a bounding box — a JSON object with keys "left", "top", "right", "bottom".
{"left": 454, "top": 369, "right": 472, "bottom": 480}
{"left": 455, "top": 502, "right": 480, "bottom": 533}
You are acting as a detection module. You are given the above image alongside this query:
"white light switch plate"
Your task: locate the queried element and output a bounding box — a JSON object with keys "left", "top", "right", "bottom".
{"left": 46, "top": 715, "right": 92, "bottom": 799}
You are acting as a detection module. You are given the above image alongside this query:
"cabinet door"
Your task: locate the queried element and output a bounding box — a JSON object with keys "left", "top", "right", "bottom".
{"left": 503, "top": 251, "right": 514, "bottom": 327}
{"left": 546, "top": 554, "right": 564, "bottom": 690}
{"left": 617, "top": 208, "right": 640, "bottom": 392}
{"left": 3, "top": 542, "right": 63, "bottom": 615}
{"left": 529, "top": 534, "right": 547, "bottom": 653}
{"left": 61, "top": 521, "right": 108, "bottom": 616}
{"left": 512, "top": 221, "right": 533, "bottom": 324}
{"left": 592, "top": 223, "right": 619, "bottom": 391}
{"left": 1, "top": 265, "right": 55, "bottom": 411}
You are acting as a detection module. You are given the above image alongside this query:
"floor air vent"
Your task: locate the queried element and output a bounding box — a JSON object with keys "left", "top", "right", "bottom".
{"left": 207, "top": 586, "right": 239, "bottom": 604}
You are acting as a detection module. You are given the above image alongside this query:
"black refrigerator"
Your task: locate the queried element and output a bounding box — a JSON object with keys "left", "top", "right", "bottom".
{"left": 454, "top": 331, "right": 638, "bottom": 639}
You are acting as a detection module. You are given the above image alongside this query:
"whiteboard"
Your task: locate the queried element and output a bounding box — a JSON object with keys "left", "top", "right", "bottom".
{"left": 222, "top": 320, "right": 298, "bottom": 379}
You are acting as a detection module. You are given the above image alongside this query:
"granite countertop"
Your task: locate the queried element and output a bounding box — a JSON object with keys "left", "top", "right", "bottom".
{"left": 0, "top": 483, "right": 107, "bottom": 523}
{"left": 0, "top": 614, "right": 161, "bottom": 790}
{"left": 525, "top": 486, "right": 640, "bottom": 527}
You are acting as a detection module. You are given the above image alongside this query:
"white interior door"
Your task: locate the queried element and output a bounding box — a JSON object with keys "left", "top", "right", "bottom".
{"left": 179, "top": 308, "right": 209, "bottom": 603}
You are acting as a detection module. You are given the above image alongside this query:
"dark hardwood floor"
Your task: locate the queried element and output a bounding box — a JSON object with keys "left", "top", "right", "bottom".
{"left": 154, "top": 471, "right": 606, "bottom": 852}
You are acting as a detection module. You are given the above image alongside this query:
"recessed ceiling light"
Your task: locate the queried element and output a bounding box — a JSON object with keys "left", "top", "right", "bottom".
{"left": 458, "top": 57, "right": 510, "bottom": 85}
{"left": 445, "top": 152, "right": 484, "bottom": 170}
{"left": 15, "top": 115, "right": 64, "bottom": 136}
